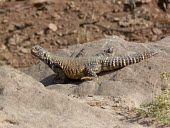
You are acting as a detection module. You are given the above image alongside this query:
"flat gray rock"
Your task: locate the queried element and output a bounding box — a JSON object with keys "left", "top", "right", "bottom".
{"left": 0, "top": 66, "right": 145, "bottom": 128}
{"left": 27, "top": 36, "right": 170, "bottom": 107}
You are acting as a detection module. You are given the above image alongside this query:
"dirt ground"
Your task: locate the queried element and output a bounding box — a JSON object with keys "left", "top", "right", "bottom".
{"left": 0, "top": 0, "right": 170, "bottom": 71}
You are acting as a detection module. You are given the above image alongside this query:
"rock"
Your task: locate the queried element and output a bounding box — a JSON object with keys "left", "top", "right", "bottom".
{"left": 0, "top": 0, "right": 6, "bottom": 2}
{"left": 0, "top": 44, "right": 6, "bottom": 50}
{"left": 48, "top": 23, "right": 57, "bottom": 32}
{"left": 1, "top": 51, "right": 12, "bottom": 60}
{"left": 152, "top": 28, "right": 162, "bottom": 35}
{"left": 0, "top": 66, "right": 144, "bottom": 128}
{"left": 20, "top": 47, "right": 29, "bottom": 54}
{"left": 27, "top": 36, "right": 170, "bottom": 108}
{"left": 20, "top": 0, "right": 54, "bottom": 5}
{"left": 73, "top": 81, "right": 98, "bottom": 97}
{"left": 7, "top": 34, "right": 21, "bottom": 46}
{"left": 1, "top": 19, "right": 8, "bottom": 24}
{"left": 124, "top": 0, "right": 152, "bottom": 4}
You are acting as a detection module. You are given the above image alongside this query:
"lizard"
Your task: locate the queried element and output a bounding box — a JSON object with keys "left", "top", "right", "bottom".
{"left": 31, "top": 45, "right": 159, "bottom": 83}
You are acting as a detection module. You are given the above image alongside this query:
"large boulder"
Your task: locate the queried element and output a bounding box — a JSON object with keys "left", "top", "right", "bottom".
{"left": 27, "top": 36, "right": 170, "bottom": 107}
{"left": 1, "top": 36, "right": 170, "bottom": 128}
{"left": 0, "top": 66, "right": 145, "bottom": 128}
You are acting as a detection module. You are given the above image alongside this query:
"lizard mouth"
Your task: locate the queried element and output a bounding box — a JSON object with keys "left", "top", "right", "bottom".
{"left": 31, "top": 45, "right": 50, "bottom": 59}
{"left": 31, "top": 45, "right": 42, "bottom": 56}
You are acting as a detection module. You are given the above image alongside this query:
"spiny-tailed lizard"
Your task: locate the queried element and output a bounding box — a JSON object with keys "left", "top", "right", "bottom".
{"left": 31, "top": 45, "right": 159, "bottom": 83}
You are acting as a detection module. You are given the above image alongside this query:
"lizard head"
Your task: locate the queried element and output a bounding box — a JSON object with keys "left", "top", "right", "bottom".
{"left": 31, "top": 45, "right": 49, "bottom": 59}
{"left": 31, "top": 45, "right": 61, "bottom": 70}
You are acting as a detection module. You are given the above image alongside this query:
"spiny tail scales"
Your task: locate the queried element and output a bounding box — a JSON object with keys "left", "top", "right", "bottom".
{"left": 100, "top": 50, "right": 159, "bottom": 71}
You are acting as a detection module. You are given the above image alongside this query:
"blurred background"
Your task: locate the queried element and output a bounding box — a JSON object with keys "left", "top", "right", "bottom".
{"left": 0, "top": 0, "right": 169, "bottom": 71}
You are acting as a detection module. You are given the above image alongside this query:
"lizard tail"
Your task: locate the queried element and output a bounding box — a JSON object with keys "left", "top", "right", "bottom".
{"left": 121, "top": 49, "right": 159, "bottom": 66}
{"left": 103, "top": 49, "right": 159, "bottom": 71}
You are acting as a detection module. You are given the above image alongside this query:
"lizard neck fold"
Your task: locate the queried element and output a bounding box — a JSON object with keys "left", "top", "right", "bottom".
{"left": 31, "top": 45, "right": 64, "bottom": 70}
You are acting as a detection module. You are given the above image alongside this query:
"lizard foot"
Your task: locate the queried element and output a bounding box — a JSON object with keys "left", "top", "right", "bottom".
{"left": 53, "top": 67, "right": 67, "bottom": 84}
{"left": 53, "top": 76, "right": 65, "bottom": 84}
{"left": 81, "top": 77, "right": 98, "bottom": 81}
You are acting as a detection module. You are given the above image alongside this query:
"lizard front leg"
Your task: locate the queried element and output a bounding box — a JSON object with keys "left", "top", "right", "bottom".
{"left": 81, "top": 69, "right": 97, "bottom": 80}
{"left": 81, "top": 64, "right": 101, "bottom": 80}
{"left": 53, "top": 67, "right": 68, "bottom": 84}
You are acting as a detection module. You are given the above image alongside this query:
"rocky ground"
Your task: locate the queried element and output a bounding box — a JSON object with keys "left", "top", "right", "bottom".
{"left": 0, "top": 0, "right": 170, "bottom": 127}
{"left": 0, "top": 36, "right": 169, "bottom": 128}
{"left": 0, "top": 0, "right": 170, "bottom": 71}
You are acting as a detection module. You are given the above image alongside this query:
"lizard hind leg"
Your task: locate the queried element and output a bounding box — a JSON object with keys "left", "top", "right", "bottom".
{"left": 95, "top": 47, "right": 115, "bottom": 57}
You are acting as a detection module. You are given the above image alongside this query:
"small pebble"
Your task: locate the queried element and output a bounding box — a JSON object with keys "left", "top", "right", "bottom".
{"left": 48, "top": 23, "right": 57, "bottom": 32}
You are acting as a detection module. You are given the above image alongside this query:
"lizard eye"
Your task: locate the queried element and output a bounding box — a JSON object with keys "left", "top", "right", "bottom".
{"left": 35, "top": 47, "right": 40, "bottom": 51}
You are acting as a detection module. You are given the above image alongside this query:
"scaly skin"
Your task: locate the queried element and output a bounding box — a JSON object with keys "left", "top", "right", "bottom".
{"left": 31, "top": 45, "right": 159, "bottom": 82}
